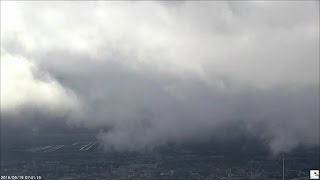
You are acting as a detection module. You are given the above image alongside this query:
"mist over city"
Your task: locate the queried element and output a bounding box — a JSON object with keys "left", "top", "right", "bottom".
{"left": 1, "top": 1, "right": 319, "bottom": 179}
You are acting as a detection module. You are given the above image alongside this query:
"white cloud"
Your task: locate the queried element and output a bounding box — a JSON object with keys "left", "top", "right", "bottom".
{"left": 1, "top": 1, "right": 319, "bottom": 153}
{"left": 0, "top": 49, "right": 80, "bottom": 114}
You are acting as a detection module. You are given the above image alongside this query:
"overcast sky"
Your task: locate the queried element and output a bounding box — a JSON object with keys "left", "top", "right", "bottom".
{"left": 1, "top": 1, "right": 319, "bottom": 153}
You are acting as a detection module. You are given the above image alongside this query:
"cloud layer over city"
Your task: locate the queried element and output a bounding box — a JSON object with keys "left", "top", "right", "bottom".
{"left": 1, "top": 1, "right": 319, "bottom": 153}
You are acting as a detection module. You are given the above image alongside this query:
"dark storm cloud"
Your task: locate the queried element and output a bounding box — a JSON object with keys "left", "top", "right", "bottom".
{"left": 1, "top": 1, "right": 319, "bottom": 153}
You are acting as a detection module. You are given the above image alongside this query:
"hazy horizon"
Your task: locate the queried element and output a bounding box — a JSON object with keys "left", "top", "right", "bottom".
{"left": 1, "top": 1, "right": 319, "bottom": 155}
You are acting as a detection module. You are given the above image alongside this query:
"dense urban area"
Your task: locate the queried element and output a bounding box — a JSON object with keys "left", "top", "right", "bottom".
{"left": 1, "top": 141, "right": 318, "bottom": 180}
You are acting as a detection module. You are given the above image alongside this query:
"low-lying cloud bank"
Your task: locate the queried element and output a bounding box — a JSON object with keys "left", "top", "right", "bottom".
{"left": 1, "top": 1, "right": 319, "bottom": 154}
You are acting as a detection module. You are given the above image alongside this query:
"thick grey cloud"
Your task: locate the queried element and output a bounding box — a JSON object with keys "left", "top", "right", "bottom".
{"left": 1, "top": 1, "right": 319, "bottom": 153}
